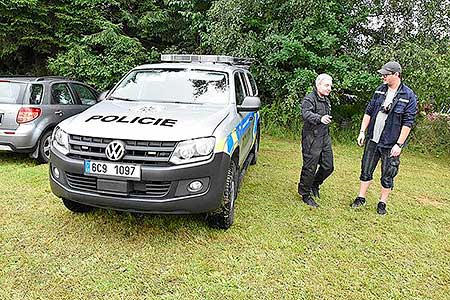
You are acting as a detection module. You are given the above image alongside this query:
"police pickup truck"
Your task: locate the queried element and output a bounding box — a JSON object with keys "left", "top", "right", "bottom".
{"left": 49, "top": 54, "right": 261, "bottom": 229}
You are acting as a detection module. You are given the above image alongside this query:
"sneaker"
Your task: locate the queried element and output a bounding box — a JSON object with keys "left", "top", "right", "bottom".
{"left": 377, "top": 202, "right": 387, "bottom": 215}
{"left": 302, "top": 195, "right": 319, "bottom": 208}
{"left": 311, "top": 185, "right": 320, "bottom": 198}
{"left": 351, "top": 196, "right": 366, "bottom": 208}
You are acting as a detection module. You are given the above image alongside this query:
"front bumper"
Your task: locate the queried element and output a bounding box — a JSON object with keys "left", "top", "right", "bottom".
{"left": 49, "top": 147, "right": 231, "bottom": 214}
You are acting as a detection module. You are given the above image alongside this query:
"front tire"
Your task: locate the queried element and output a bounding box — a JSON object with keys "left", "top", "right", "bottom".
{"left": 62, "top": 198, "right": 94, "bottom": 213}
{"left": 206, "top": 160, "right": 238, "bottom": 229}
{"left": 36, "top": 130, "right": 52, "bottom": 164}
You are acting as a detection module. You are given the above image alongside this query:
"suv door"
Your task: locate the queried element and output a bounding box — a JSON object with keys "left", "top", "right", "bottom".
{"left": 48, "top": 82, "right": 84, "bottom": 123}
{"left": 234, "top": 71, "right": 254, "bottom": 167}
{"left": 69, "top": 83, "right": 98, "bottom": 109}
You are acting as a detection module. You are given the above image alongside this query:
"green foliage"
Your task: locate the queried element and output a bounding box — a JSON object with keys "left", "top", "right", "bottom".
{"left": 409, "top": 113, "right": 450, "bottom": 157}
{"left": 366, "top": 42, "right": 450, "bottom": 111}
{"left": 1, "top": 0, "right": 450, "bottom": 155}
{"left": 0, "top": 0, "right": 211, "bottom": 81}
{"left": 203, "top": 0, "right": 381, "bottom": 124}
{"left": 48, "top": 28, "right": 149, "bottom": 90}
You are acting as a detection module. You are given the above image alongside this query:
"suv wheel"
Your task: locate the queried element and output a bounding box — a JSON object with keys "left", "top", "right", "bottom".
{"left": 62, "top": 198, "right": 94, "bottom": 213}
{"left": 36, "top": 130, "right": 52, "bottom": 164}
{"left": 250, "top": 129, "right": 260, "bottom": 165}
{"left": 206, "top": 160, "right": 238, "bottom": 229}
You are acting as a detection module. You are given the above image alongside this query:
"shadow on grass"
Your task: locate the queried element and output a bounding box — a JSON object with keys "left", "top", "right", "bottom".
{"left": 60, "top": 206, "right": 218, "bottom": 238}
{"left": 0, "top": 152, "right": 38, "bottom": 166}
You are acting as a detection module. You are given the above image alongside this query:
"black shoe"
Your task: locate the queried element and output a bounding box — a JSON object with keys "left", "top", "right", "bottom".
{"left": 351, "top": 196, "right": 366, "bottom": 208}
{"left": 311, "top": 185, "right": 320, "bottom": 198}
{"left": 302, "top": 195, "right": 319, "bottom": 208}
{"left": 377, "top": 202, "right": 387, "bottom": 215}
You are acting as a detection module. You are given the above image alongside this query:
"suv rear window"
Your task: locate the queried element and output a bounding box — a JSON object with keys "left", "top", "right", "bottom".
{"left": 28, "top": 84, "right": 44, "bottom": 104}
{"left": 0, "top": 81, "right": 24, "bottom": 104}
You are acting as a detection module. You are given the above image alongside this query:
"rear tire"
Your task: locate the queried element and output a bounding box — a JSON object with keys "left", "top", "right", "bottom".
{"left": 62, "top": 198, "right": 94, "bottom": 213}
{"left": 36, "top": 130, "right": 52, "bottom": 164}
{"left": 206, "top": 160, "right": 238, "bottom": 229}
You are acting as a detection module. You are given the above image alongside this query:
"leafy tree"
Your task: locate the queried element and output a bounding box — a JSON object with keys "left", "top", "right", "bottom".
{"left": 48, "top": 27, "right": 150, "bottom": 90}
{"left": 202, "top": 0, "right": 379, "bottom": 127}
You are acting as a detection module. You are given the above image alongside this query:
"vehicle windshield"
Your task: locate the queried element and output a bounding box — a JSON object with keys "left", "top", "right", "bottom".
{"left": 0, "top": 81, "right": 24, "bottom": 104}
{"left": 110, "top": 69, "right": 229, "bottom": 104}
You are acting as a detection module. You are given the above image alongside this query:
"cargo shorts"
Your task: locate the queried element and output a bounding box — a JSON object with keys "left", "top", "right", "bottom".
{"left": 360, "top": 140, "right": 400, "bottom": 189}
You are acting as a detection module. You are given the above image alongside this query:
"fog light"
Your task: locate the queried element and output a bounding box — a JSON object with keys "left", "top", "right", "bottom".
{"left": 53, "top": 167, "right": 60, "bottom": 179}
{"left": 188, "top": 181, "right": 203, "bottom": 192}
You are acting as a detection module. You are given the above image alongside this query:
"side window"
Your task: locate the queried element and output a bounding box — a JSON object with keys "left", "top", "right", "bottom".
{"left": 51, "top": 83, "right": 76, "bottom": 105}
{"left": 29, "top": 84, "right": 43, "bottom": 104}
{"left": 234, "top": 73, "right": 245, "bottom": 105}
{"left": 71, "top": 84, "right": 97, "bottom": 105}
{"left": 239, "top": 72, "right": 250, "bottom": 96}
{"left": 246, "top": 73, "right": 258, "bottom": 96}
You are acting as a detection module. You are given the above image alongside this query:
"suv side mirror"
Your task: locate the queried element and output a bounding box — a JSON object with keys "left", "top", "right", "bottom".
{"left": 237, "top": 96, "right": 261, "bottom": 112}
{"left": 98, "top": 90, "right": 110, "bottom": 102}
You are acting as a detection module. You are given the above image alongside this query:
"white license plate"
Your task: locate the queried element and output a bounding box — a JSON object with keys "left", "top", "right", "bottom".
{"left": 84, "top": 160, "right": 141, "bottom": 179}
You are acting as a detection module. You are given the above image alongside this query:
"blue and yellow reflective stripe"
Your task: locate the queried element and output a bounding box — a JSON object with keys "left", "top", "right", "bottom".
{"left": 215, "top": 112, "right": 258, "bottom": 155}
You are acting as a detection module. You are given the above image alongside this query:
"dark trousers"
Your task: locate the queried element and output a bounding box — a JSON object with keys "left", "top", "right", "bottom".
{"left": 360, "top": 140, "right": 400, "bottom": 189}
{"left": 298, "top": 133, "right": 334, "bottom": 196}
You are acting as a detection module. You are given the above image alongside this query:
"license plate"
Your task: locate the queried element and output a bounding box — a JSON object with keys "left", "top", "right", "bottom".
{"left": 84, "top": 160, "right": 141, "bottom": 179}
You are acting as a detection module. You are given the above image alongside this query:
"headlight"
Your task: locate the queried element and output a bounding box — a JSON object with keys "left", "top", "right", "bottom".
{"left": 170, "top": 137, "right": 215, "bottom": 165}
{"left": 52, "top": 127, "right": 69, "bottom": 154}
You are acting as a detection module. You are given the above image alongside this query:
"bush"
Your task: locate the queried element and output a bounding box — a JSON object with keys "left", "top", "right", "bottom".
{"left": 409, "top": 112, "right": 450, "bottom": 157}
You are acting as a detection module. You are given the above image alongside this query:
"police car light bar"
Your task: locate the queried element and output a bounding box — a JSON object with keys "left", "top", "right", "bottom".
{"left": 161, "top": 54, "right": 253, "bottom": 67}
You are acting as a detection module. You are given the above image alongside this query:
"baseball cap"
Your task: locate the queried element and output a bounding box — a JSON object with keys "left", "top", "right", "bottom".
{"left": 378, "top": 61, "right": 402, "bottom": 75}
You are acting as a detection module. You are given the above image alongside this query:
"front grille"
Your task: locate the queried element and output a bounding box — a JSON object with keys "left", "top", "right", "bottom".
{"left": 67, "top": 135, "right": 177, "bottom": 165}
{"left": 66, "top": 173, "right": 96, "bottom": 191}
{"left": 130, "top": 181, "right": 172, "bottom": 197}
{"left": 65, "top": 173, "right": 171, "bottom": 197}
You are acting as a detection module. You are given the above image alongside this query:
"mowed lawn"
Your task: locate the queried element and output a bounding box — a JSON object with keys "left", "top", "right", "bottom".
{"left": 1, "top": 134, "right": 449, "bottom": 300}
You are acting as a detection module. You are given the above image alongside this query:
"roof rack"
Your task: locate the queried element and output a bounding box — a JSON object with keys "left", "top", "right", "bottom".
{"left": 161, "top": 54, "right": 253, "bottom": 69}
{"left": 35, "top": 76, "right": 71, "bottom": 81}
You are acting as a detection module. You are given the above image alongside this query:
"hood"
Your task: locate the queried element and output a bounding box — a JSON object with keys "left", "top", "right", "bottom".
{"left": 59, "top": 100, "right": 230, "bottom": 141}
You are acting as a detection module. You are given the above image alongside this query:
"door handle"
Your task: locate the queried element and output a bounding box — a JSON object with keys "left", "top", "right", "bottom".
{"left": 55, "top": 110, "right": 64, "bottom": 116}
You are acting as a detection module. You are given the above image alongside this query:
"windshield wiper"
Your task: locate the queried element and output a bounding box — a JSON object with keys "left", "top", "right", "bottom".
{"left": 171, "top": 101, "right": 203, "bottom": 105}
{"left": 107, "top": 96, "right": 134, "bottom": 101}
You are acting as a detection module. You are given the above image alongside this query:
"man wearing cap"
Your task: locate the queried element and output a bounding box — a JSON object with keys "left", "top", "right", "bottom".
{"left": 298, "top": 73, "right": 334, "bottom": 208}
{"left": 350, "top": 61, "right": 418, "bottom": 214}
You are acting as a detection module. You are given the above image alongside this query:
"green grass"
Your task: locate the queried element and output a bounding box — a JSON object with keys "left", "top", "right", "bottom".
{"left": 1, "top": 136, "right": 449, "bottom": 300}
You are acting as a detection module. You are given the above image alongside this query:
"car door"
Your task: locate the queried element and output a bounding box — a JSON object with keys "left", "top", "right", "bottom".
{"left": 234, "top": 71, "right": 253, "bottom": 166}
{"left": 243, "top": 71, "right": 258, "bottom": 141}
{"left": 48, "top": 82, "right": 84, "bottom": 124}
{"left": 69, "top": 83, "right": 99, "bottom": 111}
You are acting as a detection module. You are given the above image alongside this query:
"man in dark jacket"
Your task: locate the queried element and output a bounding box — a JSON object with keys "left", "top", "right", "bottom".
{"left": 298, "top": 74, "right": 334, "bottom": 207}
{"left": 351, "top": 61, "right": 418, "bottom": 214}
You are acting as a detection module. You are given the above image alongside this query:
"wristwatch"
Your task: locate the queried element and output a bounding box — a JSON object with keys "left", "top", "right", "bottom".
{"left": 396, "top": 142, "right": 404, "bottom": 148}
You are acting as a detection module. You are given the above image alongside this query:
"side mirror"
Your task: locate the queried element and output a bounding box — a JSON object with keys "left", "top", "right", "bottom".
{"left": 98, "top": 90, "right": 110, "bottom": 102}
{"left": 237, "top": 96, "right": 261, "bottom": 112}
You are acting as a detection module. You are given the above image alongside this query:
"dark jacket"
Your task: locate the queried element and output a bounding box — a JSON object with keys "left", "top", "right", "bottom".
{"left": 301, "top": 90, "right": 331, "bottom": 137}
{"left": 365, "top": 83, "right": 418, "bottom": 148}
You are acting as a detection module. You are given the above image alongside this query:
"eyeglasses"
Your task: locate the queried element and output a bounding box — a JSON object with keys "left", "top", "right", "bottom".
{"left": 381, "top": 73, "right": 394, "bottom": 78}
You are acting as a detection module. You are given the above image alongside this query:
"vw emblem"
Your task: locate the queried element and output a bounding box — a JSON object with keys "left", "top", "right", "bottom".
{"left": 105, "top": 140, "right": 126, "bottom": 161}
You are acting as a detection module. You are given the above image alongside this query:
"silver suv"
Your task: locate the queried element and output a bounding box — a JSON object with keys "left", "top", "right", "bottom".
{"left": 0, "top": 77, "right": 99, "bottom": 163}
{"left": 49, "top": 55, "right": 261, "bottom": 229}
